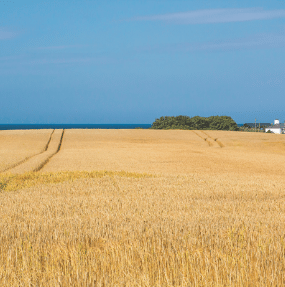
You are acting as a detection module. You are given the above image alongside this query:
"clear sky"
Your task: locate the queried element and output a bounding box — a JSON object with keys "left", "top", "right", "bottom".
{"left": 1, "top": 0, "right": 285, "bottom": 124}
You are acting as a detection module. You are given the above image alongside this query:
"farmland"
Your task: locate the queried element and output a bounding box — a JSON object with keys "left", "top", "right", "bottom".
{"left": 0, "top": 129, "right": 53, "bottom": 172}
{"left": 1, "top": 129, "right": 285, "bottom": 286}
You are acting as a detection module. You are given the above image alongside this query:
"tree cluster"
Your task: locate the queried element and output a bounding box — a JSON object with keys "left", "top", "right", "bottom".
{"left": 151, "top": 115, "right": 239, "bottom": 131}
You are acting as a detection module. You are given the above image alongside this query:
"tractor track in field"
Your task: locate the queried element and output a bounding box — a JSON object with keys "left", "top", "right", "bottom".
{"left": 43, "top": 129, "right": 55, "bottom": 151}
{"left": 34, "top": 129, "right": 65, "bottom": 172}
{"left": 2, "top": 129, "right": 64, "bottom": 174}
{"left": 192, "top": 131, "right": 224, "bottom": 148}
{"left": 1, "top": 129, "right": 55, "bottom": 173}
{"left": 200, "top": 131, "right": 225, "bottom": 148}
{"left": 192, "top": 131, "right": 212, "bottom": 146}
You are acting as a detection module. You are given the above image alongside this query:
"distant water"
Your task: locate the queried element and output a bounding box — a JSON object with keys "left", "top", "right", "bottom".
{"left": 0, "top": 124, "right": 245, "bottom": 131}
{"left": 0, "top": 124, "right": 152, "bottom": 130}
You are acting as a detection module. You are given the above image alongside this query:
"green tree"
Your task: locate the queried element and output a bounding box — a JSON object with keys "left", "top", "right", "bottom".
{"left": 151, "top": 115, "right": 238, "bottom": 131}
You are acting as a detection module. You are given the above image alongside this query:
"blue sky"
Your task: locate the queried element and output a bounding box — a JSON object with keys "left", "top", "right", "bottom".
{"left": 1, "top": 0, "right": 285, "bottom": 124}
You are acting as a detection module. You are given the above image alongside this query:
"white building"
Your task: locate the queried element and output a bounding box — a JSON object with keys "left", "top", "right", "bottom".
{"left": 265, "top": 120, "right": 285, "bottom": 134}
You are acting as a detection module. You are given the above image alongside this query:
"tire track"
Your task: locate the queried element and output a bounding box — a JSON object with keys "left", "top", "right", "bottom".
{"left": 192, "top": 131, "right": 212, "bottom": 146}
{"left": 215, "top": 140, "right": 224, "bottom": 148}
{"left": 44, "top": 129, "right": 55, "bottom": 151}
{"left": 1, "top": 129, "right": 55, "bottom": 173}
{"left": 34, "top": 129, "right": 65, "bottom": 172}
{"left": 5, "top": 129, "right": 64, "bottom": 174}
{"left": 200, "top": 131, "right": 225, "bottom": 148}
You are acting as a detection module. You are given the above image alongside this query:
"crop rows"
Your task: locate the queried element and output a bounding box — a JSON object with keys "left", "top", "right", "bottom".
{"left": 0, "top": 129, "right": 53, "bottom": 172}
{"left": 1, "top": 172, "right": 285, "bottom": 286}
{"left": 1, "top": 129, "right": 285, "bottom": 286}
{"left": 4, "top": 129, "right": 64, "bottom": 174}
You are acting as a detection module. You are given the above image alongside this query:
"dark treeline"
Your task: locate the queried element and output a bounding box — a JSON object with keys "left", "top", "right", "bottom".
{"left": 151, "top": 115, "right": 239, "bottom": 131}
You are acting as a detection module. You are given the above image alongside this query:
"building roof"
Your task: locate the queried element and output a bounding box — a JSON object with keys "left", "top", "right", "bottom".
{"left": 266, "top": 123, "right": 285, "bottom": 129}
{"left": 244, "top": 123, "right": 271, "bottom": 128}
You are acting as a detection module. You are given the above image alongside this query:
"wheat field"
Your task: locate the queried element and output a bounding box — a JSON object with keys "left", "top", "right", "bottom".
{"left": 0, "top": 129, "right": 53, "bottom": 172}
{"left": 1, "top": 129, "right": 285, "bottom": 286}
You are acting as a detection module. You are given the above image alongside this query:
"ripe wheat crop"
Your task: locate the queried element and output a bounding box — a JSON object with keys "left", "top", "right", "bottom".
{"left": 5, "top": 129, "right": 64, "bottom": 174}
{"left": 1, "top": 129, "right": 285, "bottom": 286}
{"left": 0, "top": 129, "right": 52, "bottom": 172}
{"left": 43, "top": 129, "right": 285, "bottom": 177}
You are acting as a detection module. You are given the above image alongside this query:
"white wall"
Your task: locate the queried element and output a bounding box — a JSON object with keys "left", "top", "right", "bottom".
{"left": 265, "top": 127, "right": 282, "bottom": 134}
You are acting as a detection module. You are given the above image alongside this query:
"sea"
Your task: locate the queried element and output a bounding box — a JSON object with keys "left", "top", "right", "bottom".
{"left": 0, "top": 124, "right": 152, "bottom": 130}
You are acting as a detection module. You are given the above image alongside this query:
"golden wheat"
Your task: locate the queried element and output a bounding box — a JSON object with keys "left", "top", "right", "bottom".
{"left": 1, "top": 129, "right": 285, "bottom": 286}
{"left": 43, "top": 129, "right": 285, "bottom": 177}
{"left": 0, "top": 129, "right": 53, "bottom": 172}
{"left": 6, "top": 129, "right": 63, "bottom": 174}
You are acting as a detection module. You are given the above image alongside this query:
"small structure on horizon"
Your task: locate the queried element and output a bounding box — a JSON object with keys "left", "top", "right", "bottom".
{"left": 265, "top": 119, "right": 284, "bottom": 134}
{"left": 244, "top": 122, "right": 270, "bottom": 128}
